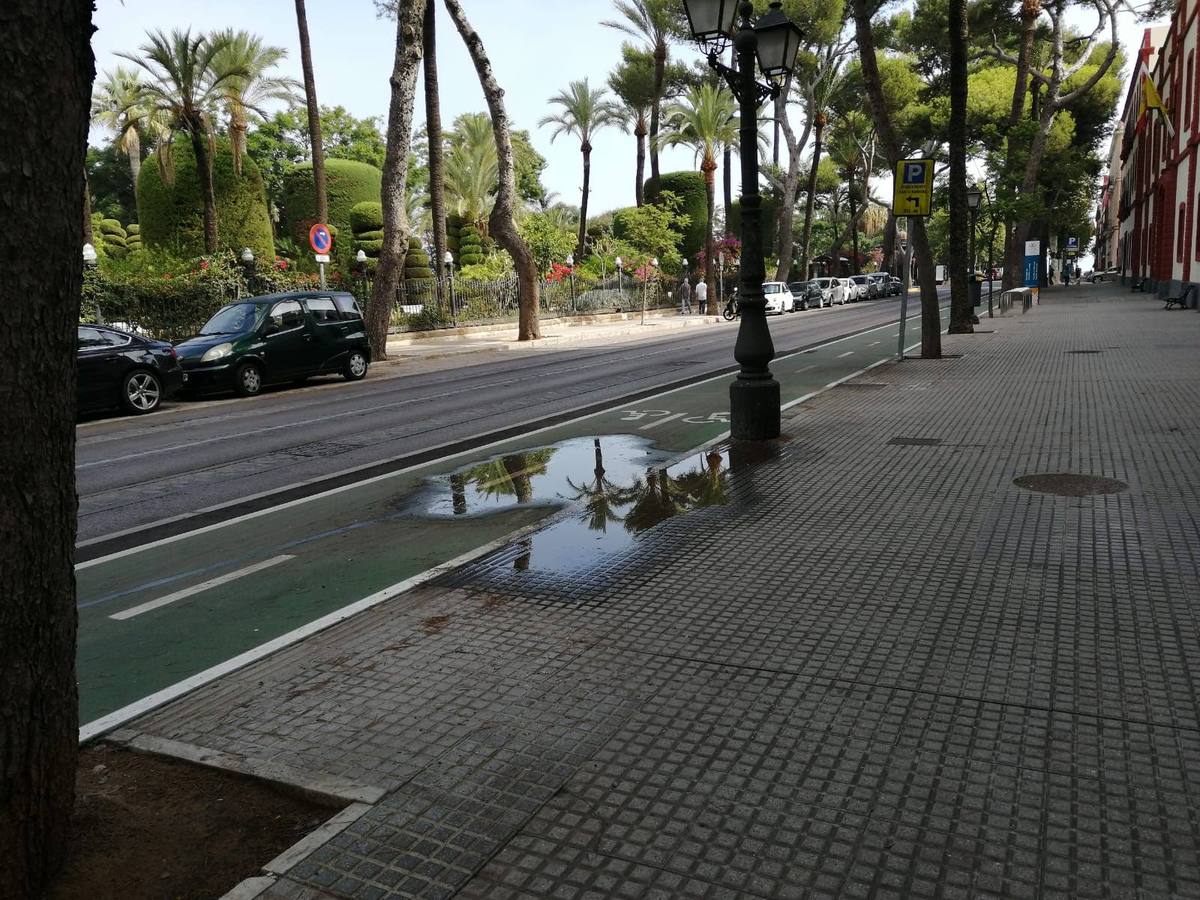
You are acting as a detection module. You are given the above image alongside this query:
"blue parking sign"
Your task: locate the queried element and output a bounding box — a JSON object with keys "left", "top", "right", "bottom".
{"left": 904, "top": 162, "right": 926, "bottom": 184}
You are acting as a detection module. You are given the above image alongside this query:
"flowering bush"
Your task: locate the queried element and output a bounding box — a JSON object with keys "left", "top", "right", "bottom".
{"left": 545, "top": 262, "right": 574, "bottom": 284}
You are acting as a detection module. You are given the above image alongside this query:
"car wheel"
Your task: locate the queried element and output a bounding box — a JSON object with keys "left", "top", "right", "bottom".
{"left": 1092, "top": 275, "right": 1101, "bottom": 284}
{"left": 235, "top": 361, "right": 263, "bottom": 397}
{"left": 121, "top": 370, "right": 162, "bottom": 415}
{"left": 344, "top": 349, "right": 369, "bottom": 381}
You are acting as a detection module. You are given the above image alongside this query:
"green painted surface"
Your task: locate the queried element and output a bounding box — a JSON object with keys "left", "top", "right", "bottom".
{"left": 78, "top": 304, "right": 937, "bottom": 724}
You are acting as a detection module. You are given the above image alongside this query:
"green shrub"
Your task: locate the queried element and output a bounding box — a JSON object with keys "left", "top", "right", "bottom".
{"left": 349, "top": 200, "right": 384, "bottom": 233}
{"left": 644, "top": 171, "right": 707, "bottom": 261}
{"left": 100, "top": 219, "right": 127, "bottom": 238}
{"left": 126, "top": 223, "right": 140, "bottom": 235}
{"left": 403, "top": 238, "right": 435, "bottom": 283}
{"left": 726, "top": 192, "right": 780, "bottom": 261}
{"left": 355, "top": 229, "right": 384, "bottom": 243}
{"left": 281, "top": 159, "right": 382, "bottom": 269}
{"left": 355, "top": 239, "right": 384, "bottom": 254}
{"left": 137, "top": 139, "right": 275, "bottom": 262}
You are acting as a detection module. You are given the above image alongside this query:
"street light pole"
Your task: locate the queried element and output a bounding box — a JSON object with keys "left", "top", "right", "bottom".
{"left": 566, "top": 252, "right": 575, "bottom": 312}
{"left": 685, "top": 0, "right": 801, "bottom": 439}
{"left": 616, "top": 256, "right": 624, "bottom": 305}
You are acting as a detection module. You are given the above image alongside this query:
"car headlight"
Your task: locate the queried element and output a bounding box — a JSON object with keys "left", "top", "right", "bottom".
{"left": 201, "top": 342, "right": 233, "bottom": 363}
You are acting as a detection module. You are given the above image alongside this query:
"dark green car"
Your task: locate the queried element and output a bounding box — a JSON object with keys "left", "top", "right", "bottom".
{"left": 175, "top": 291, "right": 371, "bottom": 397}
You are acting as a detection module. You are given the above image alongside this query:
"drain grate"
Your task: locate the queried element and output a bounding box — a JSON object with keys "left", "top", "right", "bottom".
{"left": 888, "top": 437, "right": 943, "bottom": 446}
{"left": 1066, "top": 349, "right": 1103, "bottom": 355}
{"left": 1013, "top": 472, "right": 1128, "bottom": 497}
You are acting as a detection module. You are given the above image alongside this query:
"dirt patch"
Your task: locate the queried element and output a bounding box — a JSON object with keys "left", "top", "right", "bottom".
{"left": 48, "top": 744, "right": 341, "bottom": 900}
{"left": 1013, "top": 472, "right": 1129, "bottom": 497}
{"left": 422, "top": 614, "right": 452, "bottom": 635}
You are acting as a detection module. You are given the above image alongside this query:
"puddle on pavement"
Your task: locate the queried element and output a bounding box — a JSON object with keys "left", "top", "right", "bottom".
{"left": 417, "top": 435, "right": 774, "bottom": 576}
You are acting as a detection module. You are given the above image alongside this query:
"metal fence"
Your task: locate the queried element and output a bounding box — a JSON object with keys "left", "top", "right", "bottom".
{"left": 390, "top": 274, "right": 673, "bottom": 331}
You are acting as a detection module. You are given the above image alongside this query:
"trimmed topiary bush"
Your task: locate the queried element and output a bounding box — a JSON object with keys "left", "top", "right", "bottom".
{"left": 137, "top": 139, "right": 275, "bottom": 262}
{"left": 348, "top": 200, "right": 384, "bottom": 234}
{"left": 282, "top": 159, "right": 382, "bottom": 270}
{"left": 458, "top": 222, "right": 484, "bottom": 267}
{"left": 403, "top": 236, "right": 435, "bottom": 283}
{"left": 446, "top": 214, "right": 464, "bottom": 261}
{"left": 356, "top": 239, "right": 384, "bottom": 254}
{"left": 644, "top": 171, "right": 707, "bottom": 261}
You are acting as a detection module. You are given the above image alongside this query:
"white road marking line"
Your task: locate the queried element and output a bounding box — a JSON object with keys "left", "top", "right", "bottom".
{"left": 837, "top": 351, "right": 854, "bottom": 358}
{"left": 78, "top": 303, "right": 953, "bottom": 569}
{"left": 109, "top": 555, "right": 294, "bottom": 621}
{"left": 795, "top": 364, "right": 816, "bottom": 374}
{"left": 869, "top": 341, "right": 880, "bottom": 346}
{"left": 640, "top": 412, "right": 687, "bottom": 430}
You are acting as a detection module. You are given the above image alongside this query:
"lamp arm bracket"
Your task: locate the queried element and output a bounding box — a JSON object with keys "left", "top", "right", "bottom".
{"left": 706, "top": 51, "right": 778, "bottom": 106}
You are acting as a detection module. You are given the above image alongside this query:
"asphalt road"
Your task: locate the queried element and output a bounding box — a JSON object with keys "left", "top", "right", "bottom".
{"left": 76, "top": 294, "right": 942, "bottom": 545}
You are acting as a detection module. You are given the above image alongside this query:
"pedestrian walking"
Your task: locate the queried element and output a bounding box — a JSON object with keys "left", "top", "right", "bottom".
{"left": 1048, "top": 263, "right": 1055, "bottom": 284}
{"left": 695, "top": 279, "right": 708, "bottom": 315}
{"left": 679, "top": 278, "right": 692, "bottom": 315}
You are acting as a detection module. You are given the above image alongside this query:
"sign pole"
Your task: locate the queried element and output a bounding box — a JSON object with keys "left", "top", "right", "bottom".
{"left": 892, "top": 160, "right": 932, "bottom": 361}
{"left": 898, "top": 218, "right": 911, "bottom": 360}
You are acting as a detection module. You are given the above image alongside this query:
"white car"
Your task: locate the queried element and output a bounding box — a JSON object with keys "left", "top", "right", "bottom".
{"left": 848, "top": 274, "right": 873, "bottom": 301}
{"left": 813, "top": 277, "right": 848, "bottom": 306}
{"left": 763, "top": 281, "right": 795, "bottom": 315}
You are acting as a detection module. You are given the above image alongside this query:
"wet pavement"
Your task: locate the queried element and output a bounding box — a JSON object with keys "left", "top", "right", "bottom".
{"left": 105, "top": 284, "right": 1200, "bottom": 899}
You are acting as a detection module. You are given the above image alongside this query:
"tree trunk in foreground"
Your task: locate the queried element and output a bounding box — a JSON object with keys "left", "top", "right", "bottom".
{"left": 851, "top": 0, "right": 940, "bottom": 357}
{"left": 424, "top": 0, "right": 448, "bottom": 305}
{"left": 649, "top": 40, "right": 665, "bottom": 185}
{"left": 703, "top": 156, "right": 716, "bottom": 302}
{"left": 578, "top": 142, "right": 592, "bottom": 259}
{"left": 634, "top": 113, "right": 646, "bottom": 207}
{"left": 366, "top": 0, "right": 426, "bottom": 359}
{"left": 444, "top": 0, "right": 541, "bottom": 340}
{"left": 127, "top": 126, "right": 142, "bottom": 197}
{"left": 295, "top": 0, "right": 328, "bottom": 227}
{"left": 1, "top": 2, "right": 91, "bottom": 896}
{"left": 1000, "top": 0, "right": 1040, "bottom": 289}
{"left": 947, "top": 0, "right": 973, "bottom": 332}
{"left": 190, "top": 127, "right": 219, "bottom": 253}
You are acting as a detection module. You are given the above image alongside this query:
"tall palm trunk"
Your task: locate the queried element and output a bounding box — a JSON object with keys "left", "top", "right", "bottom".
{"left": 2, "top": 1, "right": 91, "bottom": 894}
{"left": 634, "top": 112, "right": 647, "bottom": 206}
{"left": 722, "top": 44, "right": 735, "bottom": 224}
{"left": 948, "top": 0, "right": 972, "bottom": 332}
{"left": 649, "top": 41, "right": 665, "bottom": 184}
{"left": 189, "top": 123, "right": 219, "bottom": 253}
{"left": 366, "top": 0, "right": 425, "bottom": 360}
{"left": 578, "top": 141, "right": 592, "bottom": 258}
{"left": 228, "top": 104, "right": 247, "bottom": 176}
{"left": 83, "top": 170, "right": 94, "bottom": 243}
{"left": 126, "top": 127, "right": 142, "bottom": 195}
{"left": 424, "top": 0, "right": 448, "bottom": 304}
{"left": 294, "top": 0, "right": 328, "bottom": 226}
{"left": 444, "top": 0, "right": 541, "bottom": 340}
{"left": 702, "top": 155, "right": 717, "bottom": 305}
{"left": 799, "top": 112, "right": 825, "bottom": 280}
{"left": 847, "top": 167, "right": 860, "bottom": 275}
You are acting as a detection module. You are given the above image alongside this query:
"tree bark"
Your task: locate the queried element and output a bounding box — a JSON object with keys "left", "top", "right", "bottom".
{"left": 947, "top": 0, "right": 972, "bottom": 332}
{"left": 190, "top": 126, "right": 219, "bottom": 253}
{"left": 1000, "top": 0, "right": 1040, "bottom": 289}
{"left": 367, "top": 0, "right": 426, "bottom": 360}
{"left": 578, "top": 142, "right": 592, "bottom": 259}
{"left": 702, "top": 155, "right": 717, "bottom": 302}
{"left": 772, "top": 91, "right": 811, "bottom": 282}
{"left": 83, "top": 170, "right": 93, "bottom": 244}
{"left": 798, "top": 111, "right": 825, "bottom": 281}
{"left": 634, "top": 113, "right": 646, "bottom": 207}
{"left": 851, "top": 0, "right": 940, "bottom": 357}
{"left": 127, "top": 126, "right": 142, "bottom": 197}
{"left": 847, "top": 167, "right": 860, "bottom": 275}
{"left": 423, "top": 0, "right": 448, "bottom": 305}
{"left": 295, "top": 0, "right": 328, "bottom": 227}
{"left": 0, "top": 3, "right": 90, "bottom": 896}
{"left": 444, "top": 0, "right": 541, "bottom": 339}
{"left": 649, "top": 40, "right": 665, "bottom": 185}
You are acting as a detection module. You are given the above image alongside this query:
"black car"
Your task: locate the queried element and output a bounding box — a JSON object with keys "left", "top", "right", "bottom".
{"left": 788, "top": 280, "right": 825, "bottom": 310}
{"left": 77, "top": 324, "right": 185, "bottom": 416}
{"left": 175, "top": 291, "right": 372, "bottom": 397}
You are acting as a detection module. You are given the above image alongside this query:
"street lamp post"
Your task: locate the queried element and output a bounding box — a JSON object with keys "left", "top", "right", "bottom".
{"left": 641, "top": 256, "right": 658, "bottom": 326}
{"left": 684, "top": 0, "right": 802, "bottom": 440}
{"left": 443, "top": 250, "right": 455, "bottom": 323}
{"left": 239, "top": 246, "right": 256, "bottom": 298}
{"left": 566, "top": 252, "right": 576, "bottom": 312}
{"left": 83, "top": 243, "right": 101, "bottom": 324}
{"left": 615, "top": 256, "right": 624, "bottom": 303}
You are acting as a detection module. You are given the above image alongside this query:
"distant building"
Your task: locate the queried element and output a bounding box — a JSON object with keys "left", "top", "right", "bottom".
{"left": 1094, "top": 121, "right": 1123, "bottom": 273}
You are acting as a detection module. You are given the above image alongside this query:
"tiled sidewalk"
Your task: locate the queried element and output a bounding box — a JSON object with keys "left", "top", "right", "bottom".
{"left": 124, "top": 286, "right": 1200, "bottom": 899}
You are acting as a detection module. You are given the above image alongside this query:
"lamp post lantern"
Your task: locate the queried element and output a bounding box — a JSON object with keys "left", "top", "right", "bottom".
{"left": 566, "top": 252, "right": 576, "bottom": 312}
{"left": 684, "top": 0, "right": 801, "bottom": 440}
{"left": 615, "top": 256, "right": 624, "bottom": 302}
{"left": 239, "top": 247, "right": 256, "bottom": 297}
{"left": 83, "top": 243, "right": 102, "bottom": 324}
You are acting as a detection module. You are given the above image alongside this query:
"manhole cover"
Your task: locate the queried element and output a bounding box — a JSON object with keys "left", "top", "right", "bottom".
{"left": 888, "top": 437, "right": 943, "bottom": 446}
{"left": 1065, "top": 350, "right": 1103, "bottom": 355}
{"left": 1013, "top": 473, "right": 1128, "bottom": 497}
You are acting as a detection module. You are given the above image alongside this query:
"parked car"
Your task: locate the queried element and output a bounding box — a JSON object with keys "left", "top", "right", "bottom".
{"left": 77, "top": 324, "right": 185, "bottom": 416}
{"left": 867, "top": 273, "right": 890, "bottom": 297}
{"left": 1091, "top": 267, "right": 1121, "bottom": 283}
{"left": 762, "top": 281, "right": 795, "bottom": 315}
{"left": 888, "top": 276, "right": 903, "bottom": 295}
{"left": 788, "top": 280, "right": 825, "bottom": 310}
{"left": 813, "top": 276, "right": 848, "bottom": 306}
{"left": 175, "top": 291, "right": 371, "bottom": 397}
{"left": 848, "top": 274, "right": 873, "bottom": 301}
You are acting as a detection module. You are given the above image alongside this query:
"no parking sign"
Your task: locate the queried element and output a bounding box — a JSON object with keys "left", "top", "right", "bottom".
{"left": 309, "top": 223, "right": 332, "bottom": 256}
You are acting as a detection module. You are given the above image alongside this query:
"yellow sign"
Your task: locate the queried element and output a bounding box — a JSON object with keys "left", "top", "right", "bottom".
{"left": 893, "top": 158, "right": 934, "bottom": 218}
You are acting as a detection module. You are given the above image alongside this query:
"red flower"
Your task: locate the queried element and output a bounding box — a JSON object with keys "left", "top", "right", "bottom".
{"left": 199, "top": 260, "right": 210, "bottom": 270}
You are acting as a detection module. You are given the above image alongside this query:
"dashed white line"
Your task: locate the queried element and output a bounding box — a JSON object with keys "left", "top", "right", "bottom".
{"left": 837, "top": 351, "right": 854, "bottom": 358}
{"left": 640, "top": 412, "right": 687, "bottom": 430}
{"left": 109, "top": 555, "right": 294, "bottom": 621}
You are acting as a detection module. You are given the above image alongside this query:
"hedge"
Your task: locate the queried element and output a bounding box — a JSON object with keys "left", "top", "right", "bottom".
{"left": 404, "top": 237, "right": 435, "bottom": 283}
{"left": 348, "top": 200, "right": 384, "bottom": 233}
{"left": 726, "top": 192, "right": 780, "bottom": 262}
{"left": 644, "top": 171, "right": 708, "bottom": 261}
{"left": 282, "top": 159, "right": 382, "bottom": 270}
{"left": 137, "top": 139, "right": 275, "bottom": 262}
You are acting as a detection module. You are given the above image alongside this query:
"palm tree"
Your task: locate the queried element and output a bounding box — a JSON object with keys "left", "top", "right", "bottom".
{"left": 826, "top": 112, "right": 874, "bottom": 275}
{"left": 539, "top": 79, "right": 623, "bottom": 258}
{"left": 601, "top": 0, "right": 677, "bottom": 187}
{"left": 210, "top": 30, "right": 299, "bottom": 175}
{"left": 120, "top": 29, "right": 243, "bottom": 253}
{"left": 294, "top": 0, "right": 327, "bottom": 226}
{"left": 608, "top": 44, "right": 657, "bottom": 206}
{"left": 444, "top": 125, "right": 498, "bottom": 229}
{"left": 90, "top": 66, "right": 163, "bottom": 198}
{"left": 423, "top": 0, "right": 448, "bottom": 305}
{"left": 657, "top": 82, "right": 737, "bottom": 300}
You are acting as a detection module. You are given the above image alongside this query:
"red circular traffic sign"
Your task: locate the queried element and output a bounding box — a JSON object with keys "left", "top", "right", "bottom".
{"left": 309, "top": 223, "right": 332, "bottom": 254}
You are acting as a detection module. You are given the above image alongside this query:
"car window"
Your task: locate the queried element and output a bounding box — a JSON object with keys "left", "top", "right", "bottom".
{"left": 268, "top": 300, "right": 305, "bottom": 330}
{"left": 763, "top": 283, "right": 780, "bottom": 293}
{"left": 201, "top": 303, "right": 262, "bottom": 336}
{"left": 77, "top": 327, "right": 105, "bottom": 349}
{"left": 98, "top": 329, "right": 132, "bottom": 347}
{"left": 305, "top": 297, "right": 340, "bottom": 324}
{"left": 334, "top": 295, "right": 362, "bottom": 321}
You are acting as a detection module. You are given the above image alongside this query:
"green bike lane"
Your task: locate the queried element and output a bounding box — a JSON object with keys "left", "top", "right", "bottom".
{"left": 77, "top": 300, "right": 943, "bottom": 736}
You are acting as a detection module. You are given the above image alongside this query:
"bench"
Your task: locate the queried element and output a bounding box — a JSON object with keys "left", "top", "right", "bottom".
{"left": 1164, "top": 284, "right": 1196, "bottom": 310}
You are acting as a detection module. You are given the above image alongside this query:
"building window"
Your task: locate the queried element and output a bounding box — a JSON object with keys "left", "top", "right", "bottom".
{"left": 1178, "top": 202, "right": 1187, "bottom": 262}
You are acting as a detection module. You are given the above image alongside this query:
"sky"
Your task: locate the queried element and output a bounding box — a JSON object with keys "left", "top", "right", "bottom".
{"left": 91, "top": 0, "right": 1167, "bottom": 228}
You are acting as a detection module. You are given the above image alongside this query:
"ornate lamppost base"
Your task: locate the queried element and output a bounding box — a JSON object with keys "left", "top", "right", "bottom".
{"left": 730, "top": 375, "right": 781, "bottom": 440}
